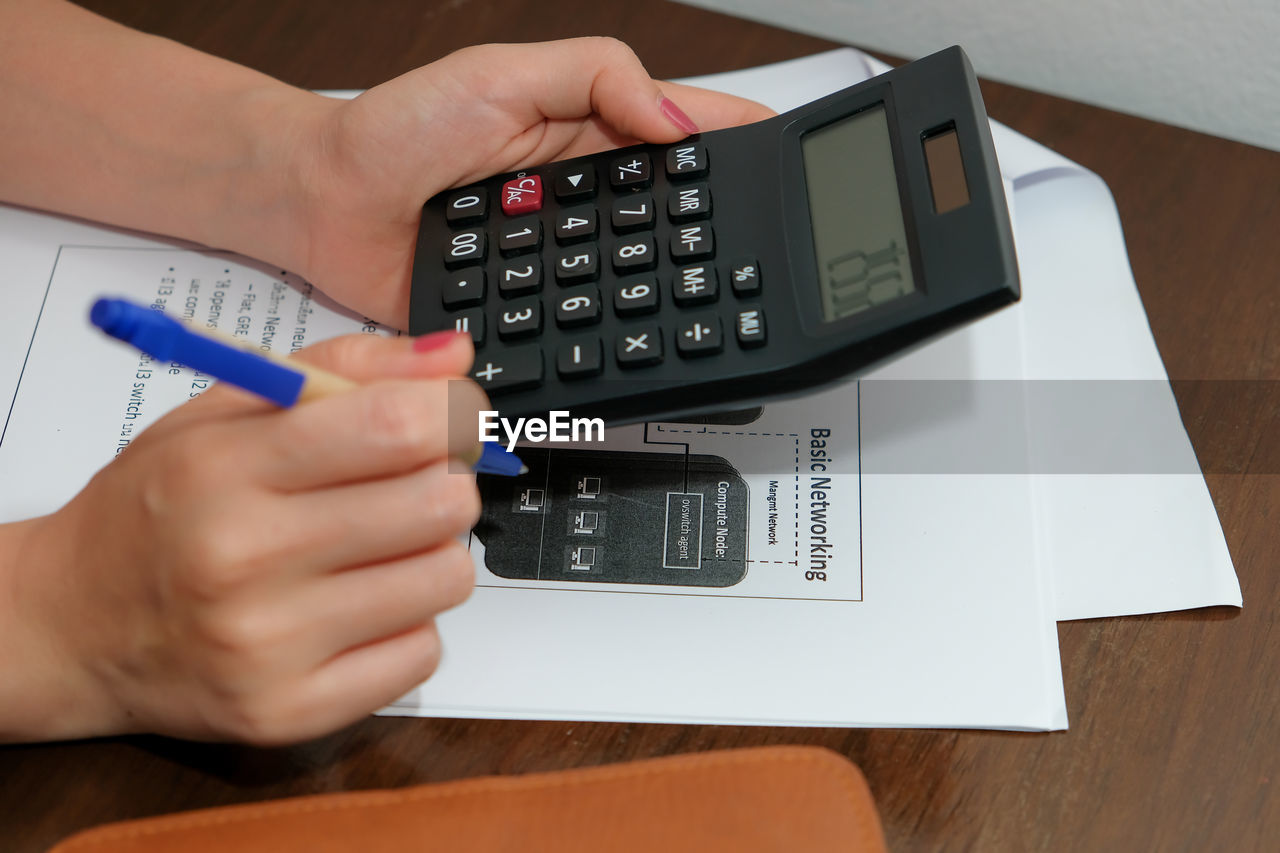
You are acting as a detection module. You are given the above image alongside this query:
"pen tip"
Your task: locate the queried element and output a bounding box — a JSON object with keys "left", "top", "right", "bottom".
{"left": 519, "top": 465, "right": 529, "bottom": 475}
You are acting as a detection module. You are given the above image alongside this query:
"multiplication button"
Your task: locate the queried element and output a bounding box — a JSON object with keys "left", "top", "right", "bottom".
{"left": 472, "top": 344, "right": 543, "bottom": 394}
{"left": 616, "top": 325, "right": 663, "bottom": 368}
{"left": 676, "top": 314, "right": 723, "bottom": 358}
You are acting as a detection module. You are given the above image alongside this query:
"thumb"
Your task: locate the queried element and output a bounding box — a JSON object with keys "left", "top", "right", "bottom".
{"left": 465, "top": 37, "right": 701, "bottom": 143}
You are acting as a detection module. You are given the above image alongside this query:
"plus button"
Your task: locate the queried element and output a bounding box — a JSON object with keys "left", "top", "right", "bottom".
{"left": 475, "top": 362, "right": 504, "bottom": 382}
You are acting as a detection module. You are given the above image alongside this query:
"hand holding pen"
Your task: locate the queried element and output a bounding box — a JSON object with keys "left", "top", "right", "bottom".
{"left": 9, "top": 307, "right": 491, "bottom": 744}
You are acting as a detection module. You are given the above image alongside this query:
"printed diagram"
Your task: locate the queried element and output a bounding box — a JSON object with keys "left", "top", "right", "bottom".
{"left": 475, "top": 448, "right": 749, "bottom": 588}
{"left": 472, "top": 404, "right": 863, "bottom": 601}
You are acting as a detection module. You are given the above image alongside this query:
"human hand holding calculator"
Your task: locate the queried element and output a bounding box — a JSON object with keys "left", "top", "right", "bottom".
{"left": 410, "top": 46, "right": 1019, "bottom": 425}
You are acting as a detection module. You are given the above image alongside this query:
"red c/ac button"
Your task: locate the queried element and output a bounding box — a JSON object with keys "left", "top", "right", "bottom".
{"left": 501, "top": 174, "right": 543, "bottom": 215}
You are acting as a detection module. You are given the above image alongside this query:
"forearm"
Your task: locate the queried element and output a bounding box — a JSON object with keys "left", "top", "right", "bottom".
{"left": 0, "top": 0, "right": 331, "bottom": 269}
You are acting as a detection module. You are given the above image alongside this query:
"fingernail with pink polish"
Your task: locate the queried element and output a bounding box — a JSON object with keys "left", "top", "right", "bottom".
{"left": 413, "top": 329, "right": 467, "bottom": 353}
{"left": 659, "top": 96, "right": 700, "bottom": 135}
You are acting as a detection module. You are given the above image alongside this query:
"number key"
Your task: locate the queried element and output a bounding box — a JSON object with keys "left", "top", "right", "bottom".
{"left": 555, "top": 246, "right": 600, "bottom": 285}
{"left": 556, "top": 287, "right": 602, "bottom": 328}
{"left": 498, "top": 258, "right": 543, "bottom": 297}
{"left": 497, "top": 298, "right": 542, "bottom": 340}
{"left": 445, "top": 188, "right": 488, "bottom": 225}
{"left": 498, "top": 216, "right": 542, "bottom": 256}
{"left": 611, "top": 192, "right": 655, "bottom": 233}
{"left": 613, "top": 279, "right": 659, "bottom": 316}
{"left": 444, "top": 228, "right": 486, "bottom": 269}
{"left": 612, "top": 236, "right": 656, "bottom": 273}
{"left": 555, "top": 205, "right": 598, "bottom": 244}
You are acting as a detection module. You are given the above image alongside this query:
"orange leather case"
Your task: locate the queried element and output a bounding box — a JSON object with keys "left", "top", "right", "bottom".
{"left": 49, "top": 746, "right": 887, "bottom": 852}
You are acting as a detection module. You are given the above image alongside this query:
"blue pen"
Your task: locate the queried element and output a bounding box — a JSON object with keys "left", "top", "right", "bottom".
{"left": 90, "top": 297, "right": 526, "bottom": 477}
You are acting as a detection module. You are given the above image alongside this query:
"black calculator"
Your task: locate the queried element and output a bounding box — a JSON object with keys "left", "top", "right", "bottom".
{"left": 409, "top": 45, "right": 1018, "bottom": 424}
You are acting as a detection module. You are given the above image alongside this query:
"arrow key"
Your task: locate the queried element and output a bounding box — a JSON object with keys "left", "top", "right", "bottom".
{"left": 555, "top": 165, "right": 597, "bottom": 201}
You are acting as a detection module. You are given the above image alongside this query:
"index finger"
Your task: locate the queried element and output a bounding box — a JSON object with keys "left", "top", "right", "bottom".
{"left": 248, "top": 376, "right": 489, "bottom": 492}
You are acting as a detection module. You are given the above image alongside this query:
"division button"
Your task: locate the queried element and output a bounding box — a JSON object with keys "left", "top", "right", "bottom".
{"left": 449, "top": 308, "right": 486, "bottom": 348}
{"left": 444, "top": 187, "right": 488, "bottom": 225}
{"left": 730, "top": 258, "right": 762, "bottom": 297}
{"left": 667, "top": 183, "right": 711, "bottom": 222}
{"left": 616, "top": 325, "right": 664, "bottom": 368}
{"left": 557, "top": 337, "right": 604, "bottom": 379}
{"left": 609, "top": 152, "right": 652, "bottom": 189}
{"left": 736, "top": 308, "right": 767, "bottom": 348}
{"left": 676, "top": 314, "right": 723, "bottom": 358}
{"left": 471, "top": 344, "right": 544, "bottom": 394}
{"left": 441, "top": 269, "right": 486, "bottom": 309}
{"left": 497, "top": 216, "right": 543, "bottom": 256}
{"left": 671, "top": 223, "right": 714, "bottom": 262}
{"left": 554, "top": 166, "right": 597, "bottom": 201}
{"left": 500, "top": 174, "right": 543, "bottom": 215}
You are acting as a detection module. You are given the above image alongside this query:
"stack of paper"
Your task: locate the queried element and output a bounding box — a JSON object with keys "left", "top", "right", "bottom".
{"left": 0, "top": 49, "right": 1238, "bottom": 731}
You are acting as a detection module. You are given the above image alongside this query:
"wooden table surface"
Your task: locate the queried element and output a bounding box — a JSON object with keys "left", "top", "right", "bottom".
{"left": 4, "top": 2, "right": 1277, "bottom": 851}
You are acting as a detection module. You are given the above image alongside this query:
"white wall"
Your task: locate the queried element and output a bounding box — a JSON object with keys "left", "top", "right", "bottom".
{"left": 680, "top": 0, "right": 1280, "bottom": 152}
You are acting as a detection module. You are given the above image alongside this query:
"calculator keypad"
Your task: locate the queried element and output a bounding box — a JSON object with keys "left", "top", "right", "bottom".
{"left": 429, "top": 140, "right": 766, "bottom": 398}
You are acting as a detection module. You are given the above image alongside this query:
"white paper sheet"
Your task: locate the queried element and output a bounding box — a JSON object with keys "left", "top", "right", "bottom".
{"left": 0, "top": 48, "right": 1237, "bottom": 732}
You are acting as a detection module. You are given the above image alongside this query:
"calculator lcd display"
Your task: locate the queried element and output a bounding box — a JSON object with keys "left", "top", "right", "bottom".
{"left": 801, "top": 104, "right": 916, "bottom": 322}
